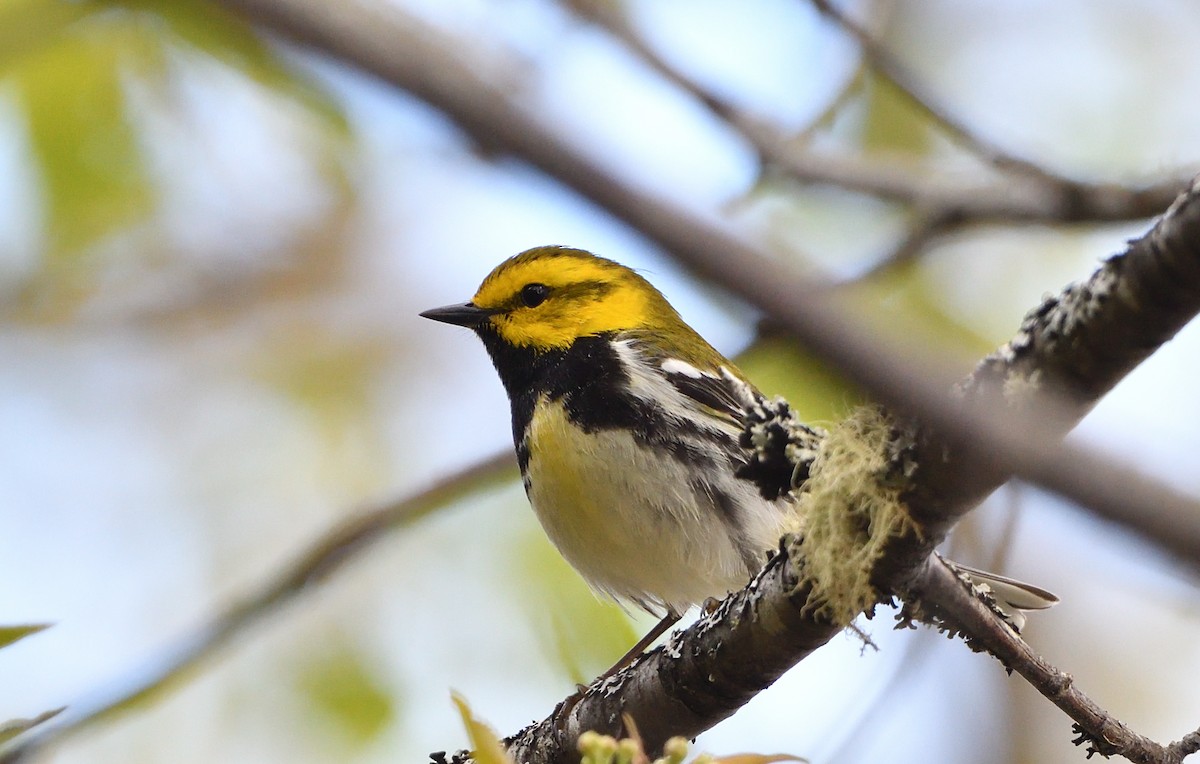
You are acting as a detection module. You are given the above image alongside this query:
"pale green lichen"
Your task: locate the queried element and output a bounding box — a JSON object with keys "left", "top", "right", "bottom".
{"left": 791, "top": 405, "right": 918, "bottom": 626}
{"left": 1001, "top": 368, "right": 1043, "bottom": 402}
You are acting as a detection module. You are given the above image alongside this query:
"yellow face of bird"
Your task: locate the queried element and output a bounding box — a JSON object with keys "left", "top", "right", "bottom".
{"left": 470, "top": 246, "right": 677, "bottom": 351}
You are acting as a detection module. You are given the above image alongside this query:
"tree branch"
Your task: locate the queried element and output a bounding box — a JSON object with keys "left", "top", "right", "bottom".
{"left": 205, "top": 0, "right": 1200, "bottom": 565}
{"left": 505, "top": 539, "right": 839, "bottom": 764}
{"left": 564, "top": 0, "right": 1184, "bottom": 225}
{"left": 0, "top": 453, "right": 514, "bottom": 764}
{"left": 805, "top": 0, "right": 1066, "bottom": 184}
{"left": 504, "top": 181, "right": 1200, "bottom": 758}
{"left": 910, "top": 556, "right": 1180, "bottom": 764}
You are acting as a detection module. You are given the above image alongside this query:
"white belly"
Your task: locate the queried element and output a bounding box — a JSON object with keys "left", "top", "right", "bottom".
{"left": 523, "top": 399, "right": 785, "bottom": 614}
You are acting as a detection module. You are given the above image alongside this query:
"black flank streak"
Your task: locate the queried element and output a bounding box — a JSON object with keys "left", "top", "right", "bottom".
{"left": 515, "top": 439, "right": 531, "bottom": 474}
{"left": 736, "top": 398, "right": 820, "bottom": 500}
{"left": 664, "top": 371, "right": 743, "bottom": 420}
{"left": 692, "top": 480, "right": 762, "bottom": 576}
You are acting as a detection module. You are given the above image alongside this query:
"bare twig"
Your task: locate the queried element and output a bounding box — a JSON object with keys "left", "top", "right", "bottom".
{"left": 0, "top": 453, "right": 514, "bottom": 763}
{"left": 1169, "top": 729, "right": 1200, "bottom": 762}
{"left": 911, "top": 556, "right": 1189, "bottom": 764}
{"left": 836, "top": 206, "right": 958, "bottom": 284}
{"left": 806, "top": 0, "right": 1057, "bottom": 183}
{"left": 565, "top": 0, "right": 1185, "bottom": 224}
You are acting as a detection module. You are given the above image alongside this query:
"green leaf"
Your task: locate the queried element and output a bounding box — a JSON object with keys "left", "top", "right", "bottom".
{"left": 0, "top": 707, "right": 65, "bottom": 746}
{"left": 0, "top": 0, "right": 90, "bottom": 71}
{"left": 0, "top": 623, "right": 51, "bottom": 650}
{"left": 13, "top": 20, "right": 156, "bottom": 262}
{"left": 451, "top": 693, "right": 511, "bottom": 764}
{"left": 859, "top": 70, "right": 933, "bottom": 157}
{"left": 256, "top": 334, "right": 385, "bottom": 437}
{"left": 115, "top": 0, "right": 350, "bottom": 136}
{"left": 2, "top": 0, "right": 350, "bottom": 279}
{"left": 296, "top": 641, "right": 394, "bottom": 746}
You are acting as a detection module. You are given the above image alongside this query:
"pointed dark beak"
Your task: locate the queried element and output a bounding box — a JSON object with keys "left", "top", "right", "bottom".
{"left": 419, "top": 302, "right": 495, "bottom": 327}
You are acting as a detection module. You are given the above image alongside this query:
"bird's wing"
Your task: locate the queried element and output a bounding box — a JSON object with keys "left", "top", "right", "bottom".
{"left": 656, "top": 357, "right": 758, "bottom": 424}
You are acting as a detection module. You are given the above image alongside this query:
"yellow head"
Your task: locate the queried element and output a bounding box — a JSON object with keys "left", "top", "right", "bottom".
{"left": 421, "top": 246, "right": 704, "bottom": 354}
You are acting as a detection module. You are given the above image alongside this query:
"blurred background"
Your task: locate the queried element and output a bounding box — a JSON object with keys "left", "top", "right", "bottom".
{"left": 2, "top": 0, "right": 1200, "bottom": 762}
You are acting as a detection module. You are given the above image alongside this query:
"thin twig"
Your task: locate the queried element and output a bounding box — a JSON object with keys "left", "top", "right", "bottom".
{"left": 0, "top": 452, "right": 514, "bottom": 763}
{"left": 912, "top": 556, "right": 1186, "bottom": 764}
{"left": 837, "top": 206, "right": 958, "bottom": 284}
{"left": 565, "top": 0, "right": 1185, "bottom": 224}
{"left": 806, "top": 0, "right": 1057, "bottom": 183}
{"left": 209, "top": 0, "right": 1200, "bottom": 616}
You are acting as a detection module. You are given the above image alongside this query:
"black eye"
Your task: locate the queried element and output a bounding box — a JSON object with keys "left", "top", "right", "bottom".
{"left": 520, "top": 283, "right": 550, "bottom": 308}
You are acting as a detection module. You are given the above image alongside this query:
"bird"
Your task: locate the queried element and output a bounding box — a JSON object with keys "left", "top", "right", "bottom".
{"left": 421, "top": 245, "right": 1056, "bottom": 661}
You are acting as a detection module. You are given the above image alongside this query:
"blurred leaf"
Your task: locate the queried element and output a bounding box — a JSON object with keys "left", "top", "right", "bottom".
{"left": 256, "top": 331, "right": 385, "bottom": 439}
{"left": 451, "top": 692, "right": 511, "bottom": 764}
{"left": 0, "top": 623, "right": 51, "bottom": 650}
{"left": 0, "top": 707, "right": 65, "bottom": 746}
{"left": 859, "top": 70, "right": 932, "bottom": 157}
{"left": 1, "top": 0, "right": 351, "bottom": 290}
{"left": 115, "top": 0, "right": 350, "bottom": 136}
{"left": 13, "top": 20, "right": 157, "bottom": 263}
{"left": 0, "top": 0, "right": 90, "bottom": 71}
{"left": 296, "top": 641, "right": 394, "bottom": 746}
{"left": 513, "top": 530, "right": 637, "bottom": 686}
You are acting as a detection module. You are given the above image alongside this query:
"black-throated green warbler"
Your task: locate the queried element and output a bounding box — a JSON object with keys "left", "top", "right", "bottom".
{"left": 422, "top": 246, "right": 1056, "bottom": 632}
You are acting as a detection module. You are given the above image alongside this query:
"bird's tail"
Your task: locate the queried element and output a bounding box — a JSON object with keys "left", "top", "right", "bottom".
{"left": 938, "top": 552, "right": 1059, "bottom": 631}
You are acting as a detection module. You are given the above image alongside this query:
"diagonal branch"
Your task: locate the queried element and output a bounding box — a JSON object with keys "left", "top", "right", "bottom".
{"left": 911, "top": 556, "right": 1174, "bottom": 763}
{"left": 0, "top": 453, "right": 514, "bottom": 764}
{"left": 504, "top": 177, "right": 1200, "bottom": 762}
{"left": 205, "top": 0, "right": 1200, "bottom": 564}
{"left": 806, "top": 0, "right": 1063, "bottom": 184}
{"left": 564, "top": 0, "right": 1184, "bottom": 225}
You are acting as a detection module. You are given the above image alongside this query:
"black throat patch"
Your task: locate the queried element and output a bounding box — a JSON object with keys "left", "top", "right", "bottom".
{"left": 475, "top": 331, "right": 735, "bottom": 475}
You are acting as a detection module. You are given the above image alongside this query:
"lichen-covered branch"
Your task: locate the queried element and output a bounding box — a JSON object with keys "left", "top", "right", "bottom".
{"left": 505, "top": 180, "right": 1200, "bottom": 760}
{"left": 893, "top": 174, "right": 1200, "bottom": 556}
{"left": 910, "top": 556, "right": 1192, "bottom": 764}
{"left": 505, "top": 537, "right": 838, "bottom": 764}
